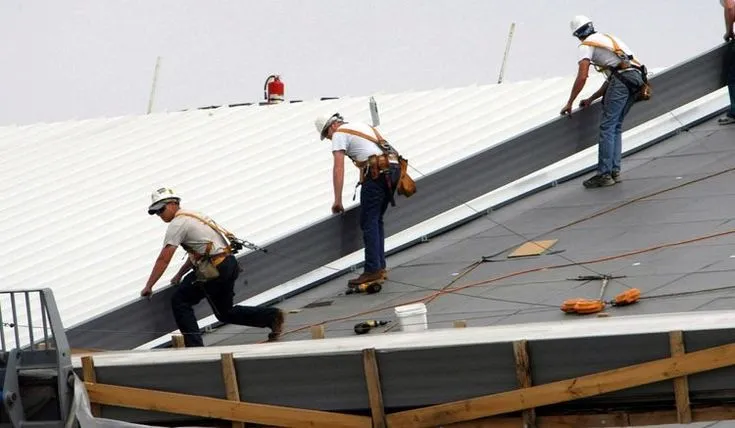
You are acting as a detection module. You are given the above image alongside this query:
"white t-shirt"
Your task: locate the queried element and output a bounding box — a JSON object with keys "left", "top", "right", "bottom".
{"left": 578, "top": 33, "right": 636, "bottom": 75}
{"left": 331, "top": 122, "right": 384, "bottom": 162}
{"left": 164, "top": 209, "right": 229, "bottom": 257}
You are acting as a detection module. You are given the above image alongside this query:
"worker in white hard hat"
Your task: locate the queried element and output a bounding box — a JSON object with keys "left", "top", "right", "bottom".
{"left": 719, "top": 0, "right": 735, "bottom": 125}
{"left": 314, "top": 113, "right": 401, "bottom": 286}
{"left": 561, "top": 15, "right": 646, "bottom": 188}
{"left": 142, "top": 187, "right": 284, "bottom": 346}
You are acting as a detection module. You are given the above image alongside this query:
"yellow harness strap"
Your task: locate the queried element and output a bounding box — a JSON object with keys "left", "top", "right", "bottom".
{"left": 333, "top": 127, "right": 389, "bottom": 169}
{"left": 580, "top": 33, "right": 642, "bottom": 69}
{"left": 174, "top": 212, "right": 234, "bottom": 261}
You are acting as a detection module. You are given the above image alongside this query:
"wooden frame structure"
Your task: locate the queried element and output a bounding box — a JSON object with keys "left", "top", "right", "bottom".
{"left": 78, "top": 330, "right": 735, "bottom": 428}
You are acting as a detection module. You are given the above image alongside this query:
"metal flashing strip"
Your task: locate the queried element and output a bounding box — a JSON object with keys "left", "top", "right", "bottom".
{"left": 81, "top": 310, "right": 735, "bottom": 367}
{"left": 67, "top": 44, "right": 730, "bottom": 351}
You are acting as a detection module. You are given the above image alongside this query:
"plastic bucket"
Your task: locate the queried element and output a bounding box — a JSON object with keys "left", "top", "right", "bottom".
{"left": 394, "top": 302, "right": 428, "bottom": 332}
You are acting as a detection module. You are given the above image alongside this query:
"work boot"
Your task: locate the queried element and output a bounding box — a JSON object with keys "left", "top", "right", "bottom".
{"left": 718, "top": 115, "right": 735, "bottom": 125}
{"left": 379, "top": 269, "right": 388, "bottom": 280}
{"left": 348, "top": 271, "right": 384, "bottom": 286}
{"left": 583, "top": 174, "right": 615, "bottom": 188}
{"left": 611, "top": 170, "right": 621, "bottom": 183}
{"left": 267, "top": 309, "right": 285, "bottom": 342}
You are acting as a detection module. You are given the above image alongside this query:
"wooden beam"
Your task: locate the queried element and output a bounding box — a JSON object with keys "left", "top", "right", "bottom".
{"left": 512, "top": 340, "right": 536, "bottom": 428}
{"left": 669, "top": 330, "right": 692, "bottom": 423}
{"left": 362, "top": 349, "right": 386, "bottom": 428}
{"left": 311, "top": 325, "right": 325, "bottom": 339}
{"left": 85, "top": 382, "right": 371, "bottom": 428}
{"left": 386, "top": 341, "right": 735, "bottom": 427}
{"left": 172, "top": 334, "right": 185, "bottom": 348}
{"left": 444, "top": 405, "right": 735, "bottom": 427}
{"left": 81, "top": 356, "right": 101, "bottom": 417}
{"left": 221, "top": 353, "right": 244, "bottom": 428}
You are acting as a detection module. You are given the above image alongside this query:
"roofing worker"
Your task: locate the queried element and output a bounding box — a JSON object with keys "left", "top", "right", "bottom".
{"left": 315, "top": 113, "right": 401, "bottom": 286}
{"left": 561, "top": 15, "right": 645, "bottom": 188}
{"left": 141, "top": 187, "right": 284, "bottom": 347}
{"left": 720, "top": 0, "right": 735, "bottom": 125}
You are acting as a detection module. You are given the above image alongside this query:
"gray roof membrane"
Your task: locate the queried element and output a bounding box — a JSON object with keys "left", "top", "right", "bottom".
{"left": 204, "top": 116, "right": 735, "bottom": 347}
{"left": 74, "top": 52, "right": 735, "bottom": 426}
{"left": 65, "top": 44, "right": 732, "bottom": 350}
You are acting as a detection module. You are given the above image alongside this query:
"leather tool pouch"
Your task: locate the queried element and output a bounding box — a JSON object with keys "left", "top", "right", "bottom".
{"left": 397, "top": 157, "right": 417, "bottom": 197}
{"left": 194, "top": 257, "right": 220, "bottom": 282}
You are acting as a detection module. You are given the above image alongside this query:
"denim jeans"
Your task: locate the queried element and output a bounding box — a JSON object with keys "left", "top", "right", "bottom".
{"left": 171, "top": 255, "right": 280, "bottom": 347}
{"left": 727, "top": 43, "right": 735, "bottom": 117}
{"left": 360, "top": 165, "right": 400, "bottom": 273}
{"left": 597, "top": 70, "right": 643, "bottom": 175}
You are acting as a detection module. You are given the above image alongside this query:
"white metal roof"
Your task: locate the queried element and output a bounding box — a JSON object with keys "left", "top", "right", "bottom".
{"left": 0, "top": 75, "right": 607, "bottom": 344}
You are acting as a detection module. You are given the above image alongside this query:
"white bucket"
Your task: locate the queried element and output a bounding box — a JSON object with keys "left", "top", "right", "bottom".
{"left": 394, "top": 303, "right": 428, "bottom": 332}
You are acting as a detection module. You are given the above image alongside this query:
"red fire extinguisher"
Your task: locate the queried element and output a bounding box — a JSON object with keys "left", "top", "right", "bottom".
{"left": 264, "top": 75, "right": 284, "bottom": 103}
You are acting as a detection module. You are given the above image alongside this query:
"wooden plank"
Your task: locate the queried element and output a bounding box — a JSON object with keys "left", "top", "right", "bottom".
{"left": 85, "top": 382, "right": 371, "bottom": 428}
{"left": 362, "top": 349, "right": 386, "bottom": 428}
{"left": 172, "top": 334, "right": 185, "bottom": 348}
{"left": 669, "top": 330, "right": 692, "bottom": 424}
{"left": 81, "top": 356, "right": 101, "bottom": 417}
{"left": 221, "top": 353, "right": 244, "bottom": 428}
{"left": 507, "top": 239, "right": 557, "bottom": 258}
{"left": 445, "top": 405, "right": 735, "bottom": 427}
{"left": 512, "top": 340, "right": 536, "bottom": 428}
{"left": 386, "top": 341, "right": 735, "bottom": 427}
{"left": 311, "top": 325, "right": 325, "bottom": 339}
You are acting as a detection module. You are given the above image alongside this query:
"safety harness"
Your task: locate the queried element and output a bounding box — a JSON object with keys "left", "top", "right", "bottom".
{"left": 175, "top": 212, "right": 235, "bottom": 268}
{"left": 580, "top": 33, "right": 651, "bottom": 100}
{"left": 334, "top": 127, "right": 400, "bottom": 206}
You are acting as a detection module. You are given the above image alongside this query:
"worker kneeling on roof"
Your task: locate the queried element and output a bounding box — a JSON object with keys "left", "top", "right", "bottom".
{"left": 141, "top": 187, "right": 284, "bottom": 347}
{"left": 315, "top": 113, "right": 401, "bottom": 286}
{"left": 560, "top": 15, "right": 648, "bottom": 189}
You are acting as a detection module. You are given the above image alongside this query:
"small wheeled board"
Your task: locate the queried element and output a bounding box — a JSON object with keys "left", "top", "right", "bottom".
{"left": 346, "top": 280, "right": 384, "bottom": 295}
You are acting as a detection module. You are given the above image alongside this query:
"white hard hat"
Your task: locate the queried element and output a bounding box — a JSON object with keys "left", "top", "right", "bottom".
{"left": 147, "top": 187, "right": 180, "bottom": 215}
{"left": 570, "top": 15, "right": 593, "bottom": 36}
{"left": 314, "top": 113, "right": 343, "bottom": 140}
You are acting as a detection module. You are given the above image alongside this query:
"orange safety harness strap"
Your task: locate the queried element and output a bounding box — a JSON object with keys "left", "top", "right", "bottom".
{"left": 580, "top": 33, "right": 643, "bottom": 69}
{"left": 174, "top": 212, "right": 233, "bottom": 264}
{"left": 333, "top": 126, "right": 399, "bottom": 205}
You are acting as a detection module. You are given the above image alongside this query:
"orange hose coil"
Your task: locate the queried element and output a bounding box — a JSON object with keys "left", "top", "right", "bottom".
{"left": 613, "top": 288, "right": 641, "bottom": 306}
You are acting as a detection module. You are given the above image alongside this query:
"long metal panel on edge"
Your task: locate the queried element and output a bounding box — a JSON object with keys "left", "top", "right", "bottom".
{"left": 67, "top": 44, "right": 730, "bottom": 350}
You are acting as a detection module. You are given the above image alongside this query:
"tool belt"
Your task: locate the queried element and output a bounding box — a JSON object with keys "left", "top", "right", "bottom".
{"left": 190, "top": 248, "right": 232, "bottom": 282}
{"left": 208, "top": 252, "right": 231, "bottom": 267}
{"left": 356, "top": 154, "right": 399, "bottom": 182}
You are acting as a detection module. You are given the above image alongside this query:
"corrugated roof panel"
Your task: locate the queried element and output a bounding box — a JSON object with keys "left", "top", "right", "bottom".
{"left": 0, "top": 76, "right": 605, "bottom": 342}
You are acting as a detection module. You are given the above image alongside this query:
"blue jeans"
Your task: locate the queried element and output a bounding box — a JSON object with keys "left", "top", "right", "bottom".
{"left": 597, "top": 71, "right": 642, "bottom": 176}
{"left": 727, "top": 43, "right": 735, "bottom": 117}
{"left": 171, "top": 255, "right": 280, "bottom": 347}
{"left": 360, "top": 165, "right": 400, "bottom": 273}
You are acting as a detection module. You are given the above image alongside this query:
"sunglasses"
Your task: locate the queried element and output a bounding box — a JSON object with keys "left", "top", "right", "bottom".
{"left": 154, "top": 205, "right": 167, "bottom": 215}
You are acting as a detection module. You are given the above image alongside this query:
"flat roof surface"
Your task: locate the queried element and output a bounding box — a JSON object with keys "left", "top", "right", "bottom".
{"left": 202, "top": 114, "right": 735, "bottom": 347}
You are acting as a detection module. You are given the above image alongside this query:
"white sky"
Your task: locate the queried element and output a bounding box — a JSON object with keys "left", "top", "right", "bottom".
{"left": 0, "top": 1, "right": 724, "bottom": 125}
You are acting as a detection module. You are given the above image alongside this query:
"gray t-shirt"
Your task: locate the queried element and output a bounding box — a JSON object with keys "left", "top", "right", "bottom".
{"left": 164, "top": 209, "right": 229, "bottom": 257}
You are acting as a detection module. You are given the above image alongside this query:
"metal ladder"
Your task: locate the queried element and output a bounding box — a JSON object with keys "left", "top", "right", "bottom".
{"left": 1, "top": 289, "right": 73, "bottom": 428}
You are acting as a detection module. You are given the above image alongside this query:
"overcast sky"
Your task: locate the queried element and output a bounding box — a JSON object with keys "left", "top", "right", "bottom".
{"left": 0, "top": 1, "right": 724, "bottom": 125}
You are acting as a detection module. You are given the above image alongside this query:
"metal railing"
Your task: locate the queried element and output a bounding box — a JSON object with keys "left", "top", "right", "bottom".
{"left": 1, "top": 288, "right": 73, "bottom": 427}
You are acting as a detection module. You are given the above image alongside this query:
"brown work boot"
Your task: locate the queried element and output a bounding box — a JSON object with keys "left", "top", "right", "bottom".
{"left": 267, "top": 309, "right": 285, "bottom": 342}
{"left": 348, "top": 271, "right": 384, "bottom": 285}
{"left": 379, "top": 269, "right": 388, "bottom": 280}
